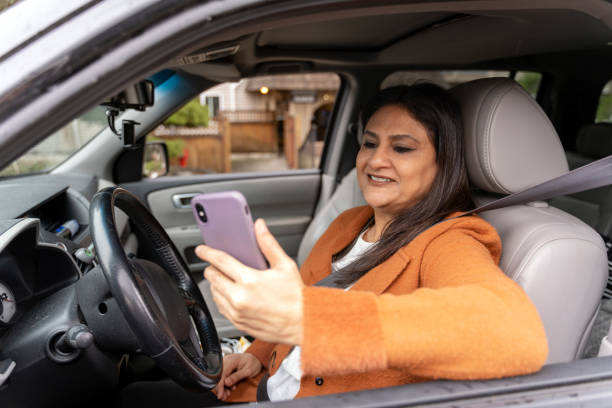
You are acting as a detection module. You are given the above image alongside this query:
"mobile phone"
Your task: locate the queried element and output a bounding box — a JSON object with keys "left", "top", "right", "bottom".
{"left": 191, "top": 191, "right": 268, "bottom": 270}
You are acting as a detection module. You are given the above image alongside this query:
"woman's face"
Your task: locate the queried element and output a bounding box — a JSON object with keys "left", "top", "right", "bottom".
{"left": 356, "top": 104, "right": 438, "bottom": 217}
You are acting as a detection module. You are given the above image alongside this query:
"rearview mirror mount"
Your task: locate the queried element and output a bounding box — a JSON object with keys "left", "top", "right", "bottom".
{"left": 102, "top": 80, "right": 154, "bottom": 111}
{"left": 102, "top": 80, "right": 154, "bottom": 149}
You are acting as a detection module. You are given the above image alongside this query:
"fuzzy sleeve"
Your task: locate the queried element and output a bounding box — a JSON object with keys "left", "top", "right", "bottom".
{"left": 300, "top": 227, "right": 548, "bottom": 379}
{"left": 246, "top": 207, "right": 370, "bottom": 366}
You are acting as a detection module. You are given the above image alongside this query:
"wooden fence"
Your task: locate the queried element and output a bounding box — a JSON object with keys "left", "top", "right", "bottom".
{"left": 152, "top": 112, "right": 296, "bottom": 173}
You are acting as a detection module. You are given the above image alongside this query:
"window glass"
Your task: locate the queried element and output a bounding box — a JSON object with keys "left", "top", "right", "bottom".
{"left": 514, "top": 71, "right": 542, "bottom": 98}
{"left": 596, "top": 80, "right": 612, "bottom": 123}
{"left": 382, "top": 70, "right": 542, "bottom": 99}
{"left": 0, "top": 106, "right": 107, "bottom": 177}
{"left": 146, "top": 73, "right": 340, "bottom": 176}
{"left": 381, "top": 70, "right": 510, "bottom": 89}
{"left": 204, "top": 95, "right": 220, "bottom": 119}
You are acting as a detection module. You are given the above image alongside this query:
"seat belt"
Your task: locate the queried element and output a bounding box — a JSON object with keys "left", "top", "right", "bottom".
{"left": 463, "top": 154, "right": 612, "bottom": 216}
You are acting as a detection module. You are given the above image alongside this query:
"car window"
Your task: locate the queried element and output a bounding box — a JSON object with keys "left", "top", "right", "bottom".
{"left": 381, "top": 70, "right": 510, "bottom": 89}
{"left": 382, "top": 70, "right": 542, "bottom": 99}
{"left": 596, "top": 79, "right": 612, "bottom": 123}
{"left": 514, "top": 71, "right": 542, "bottom": 99}
{"left": 145, "top": 73, "right": 341, "bottom": 177}
{"left": 0, "top": 106, "right": 107, "bottom": 177}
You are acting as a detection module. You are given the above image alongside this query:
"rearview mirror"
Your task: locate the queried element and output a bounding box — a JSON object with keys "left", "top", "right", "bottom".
{"left": 102, "top": 80, "right": 154, "bottom": 111}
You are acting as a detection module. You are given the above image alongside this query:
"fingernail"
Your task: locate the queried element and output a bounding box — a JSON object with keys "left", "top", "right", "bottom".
{"left": 255, "top": 218, "right": 267, "bottom": 233}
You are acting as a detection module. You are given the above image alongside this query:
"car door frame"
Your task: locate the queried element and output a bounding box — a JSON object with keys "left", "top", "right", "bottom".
{"left": 3, "top": 0, "right": 612, "bottom": 406}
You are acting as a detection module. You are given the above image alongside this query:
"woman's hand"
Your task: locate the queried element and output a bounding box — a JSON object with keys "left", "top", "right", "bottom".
{"left": 216, "top": 353, "right": 262, "bottom": 401}
{"left": 196, "top": 219, "right": 304, "bottom": 345}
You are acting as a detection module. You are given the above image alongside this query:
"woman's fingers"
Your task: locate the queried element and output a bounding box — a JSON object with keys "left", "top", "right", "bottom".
{"left": 225, "top": 367, "right": 249, "bottom": 387}
{"left": 197, "top": 245, "right": 256, "bottom": 283}
{"left": 217, "top": 384, "right": 227, "bottom": 400}
{"left": 207, "top": 275, "right": 238, "bottom": 321}
{"left": 216, "top": 383, "right": 223, "bottom": 399}
{"left": 204, "top": 265, "right": 235, "bottom": 289}
{"left": 217, "top": 355, "right": 238, "bottom": 399}
{"left": 204, "top": 265, "right": 243, "bottom": 308}
{"left": 254, "top": 219, "right": 292, "bottom": 268}
{"left": 226, "top": 353, "right": 263, "bottom": 386}
{"left": 216, "top": 354, "right": 262, "bottom": 400}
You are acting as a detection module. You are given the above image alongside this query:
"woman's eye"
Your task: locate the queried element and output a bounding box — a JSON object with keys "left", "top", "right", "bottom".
{"left": 363, "top": 141, "right": 376, "bottom": 149}
{"left": 393, "top": 146, "right": 414, "bottom": 153}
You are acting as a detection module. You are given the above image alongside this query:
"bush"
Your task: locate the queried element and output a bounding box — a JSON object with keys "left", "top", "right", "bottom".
{"left": 515, "top": 72, "right": 541, "bottom": 98}
{"left": 148, "top": 137, "right": 185, "bottom": 160}
{"left": 596, "top": 93, "right": 612, "bottom": 123}
{"left": 164, "top": 98, "right": 209, "bottom": 127}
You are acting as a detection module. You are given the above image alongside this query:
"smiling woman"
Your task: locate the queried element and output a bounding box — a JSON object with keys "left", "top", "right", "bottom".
{"left": 190, "top": 83, "right": 548, "bottom": 405}
{"left": 344, "top": 84, "right": 472, "bottom": 286}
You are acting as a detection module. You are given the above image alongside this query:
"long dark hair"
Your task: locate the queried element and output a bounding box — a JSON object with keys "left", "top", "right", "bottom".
{"left": 333, "top": 83, "right": 474, "bottom": 286}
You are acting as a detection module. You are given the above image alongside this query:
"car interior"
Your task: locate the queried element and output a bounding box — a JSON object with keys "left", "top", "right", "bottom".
{"left": 0, "top": 1, "right": 612, "bottom": 407}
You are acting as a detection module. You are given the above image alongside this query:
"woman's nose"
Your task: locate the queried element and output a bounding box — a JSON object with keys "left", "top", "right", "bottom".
{"left": 368, "top": 146, "right": 390, "bottom": 168}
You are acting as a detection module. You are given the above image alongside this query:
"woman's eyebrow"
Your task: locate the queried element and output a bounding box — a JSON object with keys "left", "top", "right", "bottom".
{"left": 363, "top": 130, "right": 419, "bottom": 143}
{"left": 389, "top": 134, "right": 419, "bottom": 143}
{"left": 363, "top": 130, "right": 379, "bottom": 139}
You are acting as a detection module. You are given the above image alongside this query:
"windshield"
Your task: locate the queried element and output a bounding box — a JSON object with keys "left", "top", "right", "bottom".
{"left": 0, "top": 106, "right": 107, "bottom": 177}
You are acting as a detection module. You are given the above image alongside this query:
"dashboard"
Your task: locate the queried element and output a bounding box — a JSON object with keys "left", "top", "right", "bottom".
{"left": 0, "top": 220, "right": 81, "bottom": 332}
{"left": 0, "top": 173, "right": 100, "bottom": 333}
{"left": 0, "top": 173, "right": 129, "bottom": 407}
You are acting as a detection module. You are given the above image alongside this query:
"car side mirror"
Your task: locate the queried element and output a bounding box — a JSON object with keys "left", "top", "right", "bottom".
{"left": 143, "top": 142, "right": 169, "bottom": 179}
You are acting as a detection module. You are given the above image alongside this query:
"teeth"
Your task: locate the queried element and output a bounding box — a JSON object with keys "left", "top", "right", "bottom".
{"left": 370, "top": 175, "right": 392, "bottom": 182}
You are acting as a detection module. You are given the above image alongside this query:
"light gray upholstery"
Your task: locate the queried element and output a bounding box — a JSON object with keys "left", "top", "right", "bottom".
{"left": 297, "top": 168, "right": 365, "bottom": 265}
{"left": 297, "top": 77, "right": 608, "bottom": 363}
{"left": 551, "top": 123, "right": 612, "bottom": 237}
{"left": 452, "top": 78, "right": 569, "bottom": 194}
{"left": 452, "top": 78, "right": 608, "bottom": 363}
{"left": 476, "top": 200, "right": 607, "bottom": 362}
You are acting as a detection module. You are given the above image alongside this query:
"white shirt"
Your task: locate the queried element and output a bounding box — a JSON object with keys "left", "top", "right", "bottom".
{"left": 266, "top": 230, "right": 375, "bottom": 401}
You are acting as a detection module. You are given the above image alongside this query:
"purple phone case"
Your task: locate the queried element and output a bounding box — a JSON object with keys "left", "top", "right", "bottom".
{"left": 191, "top": 191, "right": 267, "bottom": 270}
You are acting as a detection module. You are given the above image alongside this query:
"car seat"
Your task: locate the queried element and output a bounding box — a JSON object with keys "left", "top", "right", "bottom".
{"left": 297, "top": 168, "right": 365, "bottom": 265}
{"left": 297, "top": 77, "right": 608, "bottom": 364}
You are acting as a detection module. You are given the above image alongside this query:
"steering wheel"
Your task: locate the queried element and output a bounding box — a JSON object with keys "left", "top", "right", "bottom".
{"left": 89, "top": 186, "right": 222, "bottom": 389}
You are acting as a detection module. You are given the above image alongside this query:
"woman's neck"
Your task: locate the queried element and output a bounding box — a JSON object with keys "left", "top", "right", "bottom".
{"left": 364, "top": 211, "right": 393, "bottom": 242}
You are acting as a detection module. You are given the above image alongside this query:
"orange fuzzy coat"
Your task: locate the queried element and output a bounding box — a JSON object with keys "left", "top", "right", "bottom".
{"left": 226, "top": 206, "right": 548, "bottom": 401}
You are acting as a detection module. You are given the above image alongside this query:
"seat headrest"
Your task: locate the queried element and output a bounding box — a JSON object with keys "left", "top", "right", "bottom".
{"left": 451, "top": 78, "right": 568, "bottom": 195}
{"left": 575, "top": 123, "right": 612, "bottom": 159}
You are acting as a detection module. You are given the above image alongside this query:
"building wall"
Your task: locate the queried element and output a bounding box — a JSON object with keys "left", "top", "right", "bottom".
{"left": 200, "top": 81, "right": 276, "bottom": 115}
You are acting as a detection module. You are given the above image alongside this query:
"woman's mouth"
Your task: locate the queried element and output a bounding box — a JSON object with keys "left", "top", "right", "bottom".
{"left": 368, "top": 174, "right": 394, "bottom": 184}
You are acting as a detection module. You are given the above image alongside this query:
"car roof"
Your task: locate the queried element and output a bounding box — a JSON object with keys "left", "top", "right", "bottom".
{"left": 0, "top": 0, "right": 611, "bottom": 169}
